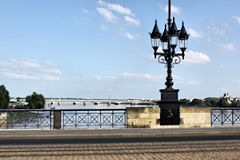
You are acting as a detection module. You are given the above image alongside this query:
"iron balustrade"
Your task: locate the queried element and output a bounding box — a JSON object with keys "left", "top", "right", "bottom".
{"left": 61, "top": 109, "right": 127, "bottom": 129}
{"left": 211, "top": 108, "right": 240, "bottom": 126}
{"left": 0, "top": 109, "right": 127, "bottom": 129}
{"left": 0, "top": 109, "right": 52, "bottom": 129}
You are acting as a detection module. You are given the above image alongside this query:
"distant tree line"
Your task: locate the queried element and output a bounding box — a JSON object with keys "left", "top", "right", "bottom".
{"left": 0, "top": 84, "right": 45, "bottom": 109}
{"left": 180, "top": 97, "right": 240, "bottom": 107}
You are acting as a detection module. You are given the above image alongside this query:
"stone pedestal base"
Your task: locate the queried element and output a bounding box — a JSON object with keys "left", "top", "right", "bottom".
{"left": 158, "top": 88, "right": 181, "bottom": 125}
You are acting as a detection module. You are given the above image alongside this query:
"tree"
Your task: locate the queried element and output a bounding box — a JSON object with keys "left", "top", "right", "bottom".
{"left": 26, "top": 92, "right": 45, "bottom": 109}
{"left": 231, "top": 100, "right": 237, "bottom": 107}
{"left": 190, "top": 99, "right": 204, "bottom": 107}
{"left": 237, "top": 100, "right": 240, "bottom": 107}
{"left": 218, "top": 97, "right": 230, "bottom": 107}
{"left": 231, "top": 100, "right": 240, "bottom": 107}
{"left": 204, "top": 98, "right": 219, "bottom": 107}
{"left": 180, "top": 98, "right": 191, "bottom": 106}
{"left": 0, "top": 85, "right": 10, "bottom": 109}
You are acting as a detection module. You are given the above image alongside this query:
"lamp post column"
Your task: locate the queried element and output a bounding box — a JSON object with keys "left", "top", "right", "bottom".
{"left": 166, "top": 0, "right": 173, "bottom": 90}
{"left": 166, "top": 57, "right": 173, "bottom": 89}
{"left": 150, "top": 0, "right": 189, "bottom": 125}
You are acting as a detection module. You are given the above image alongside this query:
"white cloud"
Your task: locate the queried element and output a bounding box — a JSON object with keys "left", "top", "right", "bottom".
{"left": 1, "top": 72, "right": 37, "bottom": 80}
{"left": 189, "top": 28, "right": 202, "bottom": 38}
{"left": 45, "top": 60, "right": 56, "bottom": 66}
{"left": 218, "top": 43, "right": 235, "bottom": 51}
{"left": 120, "top": 29, "right": 140, "bottom": 40}
{"left": 164, "top": 5, "right": 180, "bottom": 14}
{"left": 39, "top": 68, "right": 61, "bottom": 75}
{"left": 207, "top": 24, "right": 225, "bottom": 35}
{"left": 124, "top": 32, "right": 135, "bottom": 40}
{"left": 183, "top": 50, "right": 211, "bottom": 65}
{"left": 96, "top": 8, "right": 118, "bottom": 23}
{"left": 41, "top": 75, "right": 60, "bottom": 81}
{"left": 92, "top": 73, "right": 164, "bottom": 83}
{"left": 98, "top": 0, "right": 132, "bottom": 15}
{"left": 92, "top": 72, "right": 199, "bottom": 86}
{"left": 172, "top": 75, "right": 200, "bottom": 86}
{"left": 135, "top": 50, "right": 210, "bottom": 65}
{"left": 0, "top": 61, "right": 12, "bottom": 68}
{"left": 0, "top": 71, "right": 60, "bottom": 81}
{"left": 0, "top": 59, "right": 61, "bottom": 81}
{"left": 100, "top": 24, "right": 108, "bottom": 30}
{"left": 10, "top": 58, "right": 41, "bottom": 68}
{"left": 95, "top": 76, "right": 116, "bottom": 81}
{"left": 125, "top": 16, "right": 140, "bottom": 26}
{"left": 122, "top": 72, "right": 164, "bottom": 83}
{"left": 176, "top": 79, "right": 200, "bottom": 86}
{"left": 233, "top": 16, "right": 240, "bottom": 23}
{"left": 82, "top": 9, "right": 89, "bottom": 14}
{"left": 187, "top": 81, "right": 201, "bottom": 86}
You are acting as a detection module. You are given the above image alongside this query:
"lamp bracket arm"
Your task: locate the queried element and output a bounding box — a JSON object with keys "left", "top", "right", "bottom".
{"left": 154, "top": 52, "right": 165, "bottom": 56}
{"left": 174, "top": 53, "right": 185, "bottom": 58}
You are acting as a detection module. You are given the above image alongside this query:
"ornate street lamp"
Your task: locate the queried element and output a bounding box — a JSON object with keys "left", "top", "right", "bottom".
{"left": 149, "top": 0, "right": 189, "bottom": 125}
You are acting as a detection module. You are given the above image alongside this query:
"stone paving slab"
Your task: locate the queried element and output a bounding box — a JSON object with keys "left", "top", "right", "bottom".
{"left": 0, "top": 140, "right": 239, "bottom": 159}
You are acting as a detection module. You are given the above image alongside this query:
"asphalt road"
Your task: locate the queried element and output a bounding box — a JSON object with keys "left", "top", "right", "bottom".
{"left": 1, "top": 134, "right": 240, "bottom": 145}
{"left": 0, "top": 127, "right": 240, "bottom": 145}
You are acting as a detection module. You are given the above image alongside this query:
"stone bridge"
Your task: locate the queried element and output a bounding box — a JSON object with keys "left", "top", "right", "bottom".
{"left": 45, "top": 99, "right": 156, "bottom": 106}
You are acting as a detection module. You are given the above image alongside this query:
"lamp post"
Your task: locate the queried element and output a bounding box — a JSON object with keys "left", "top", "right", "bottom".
{"left": 150, "top": 0, "right": 189, "bottom": 125}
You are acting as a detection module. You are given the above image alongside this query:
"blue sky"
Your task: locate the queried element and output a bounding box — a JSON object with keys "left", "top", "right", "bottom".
{"left": 0, "top": 0, "right": 239, "bottom": 99}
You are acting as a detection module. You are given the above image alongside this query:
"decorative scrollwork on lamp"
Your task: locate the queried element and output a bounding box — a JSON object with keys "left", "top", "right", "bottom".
{"left": 158, "top": 55, "right": 167, "bottom": 64}
{"left": 172, "top": 55, "right": 181, "bottom": 65}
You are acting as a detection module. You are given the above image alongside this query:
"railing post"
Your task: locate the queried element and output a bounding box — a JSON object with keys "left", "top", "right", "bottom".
{"left": 125, "top": 110, "right": 127, "bottom": 128}
{"left": 63, "top": 111, "right": 64, "bottom": 129}
{"left": 221, "top": 109, "right": 224, "bottom": 126}
{"left": 50, "top": 110, "right": 52, "bottom": 130}
{"left": 24, "top": 111, "right": 27, "bottom": 129}
{"left": 112, "top": 110, "right": 114, "bottom": 128}
{"left": 87, "top": 111, "right": 90, "bottom": 128}
{"left": 53, "top": 110, "right": 61, "bottom": 129}
{"left": 11, "top": 112, "right": 14, "bottom": 129}
{"left": 37, "top": 110, "right": 40, "bottom": 128}
{"left": 210, "top": 109, "right": 213, "bottom": 126}
{"left": 75, "top": 111, "right": 77, "bottom": 128}
{"left": 100, "top": 110, "right": 102, "bottom": 128}
{"left": 232, "top": 109, "right": 234, "bottom": 126}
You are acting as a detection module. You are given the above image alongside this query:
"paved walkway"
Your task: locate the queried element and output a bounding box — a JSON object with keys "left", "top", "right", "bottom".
{"left": 0, "top": 139, "right": 240, "bottom": 159}
{"left": 1, "top": 127, "right": 240, "bottom": 139}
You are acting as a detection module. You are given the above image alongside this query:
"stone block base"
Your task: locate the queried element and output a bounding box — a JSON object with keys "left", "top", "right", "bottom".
{"left": 0, "top": 112, "right": 7, "bottom": 129}
{"left": 127, "top": 107, "right": 160, "bottom": 128}
{"left": 126, "top": 106, "right": 211, "bottom": 128}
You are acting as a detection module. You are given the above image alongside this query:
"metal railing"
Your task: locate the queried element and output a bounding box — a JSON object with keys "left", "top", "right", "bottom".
{"left": 61, "top": 109, "right": 127, "bottom": 129}
{"left": 211, "top": 108, "right": 240, "bottom": 126}
{"left": 0, "top": 109, "right": 127, "bottom": 129}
